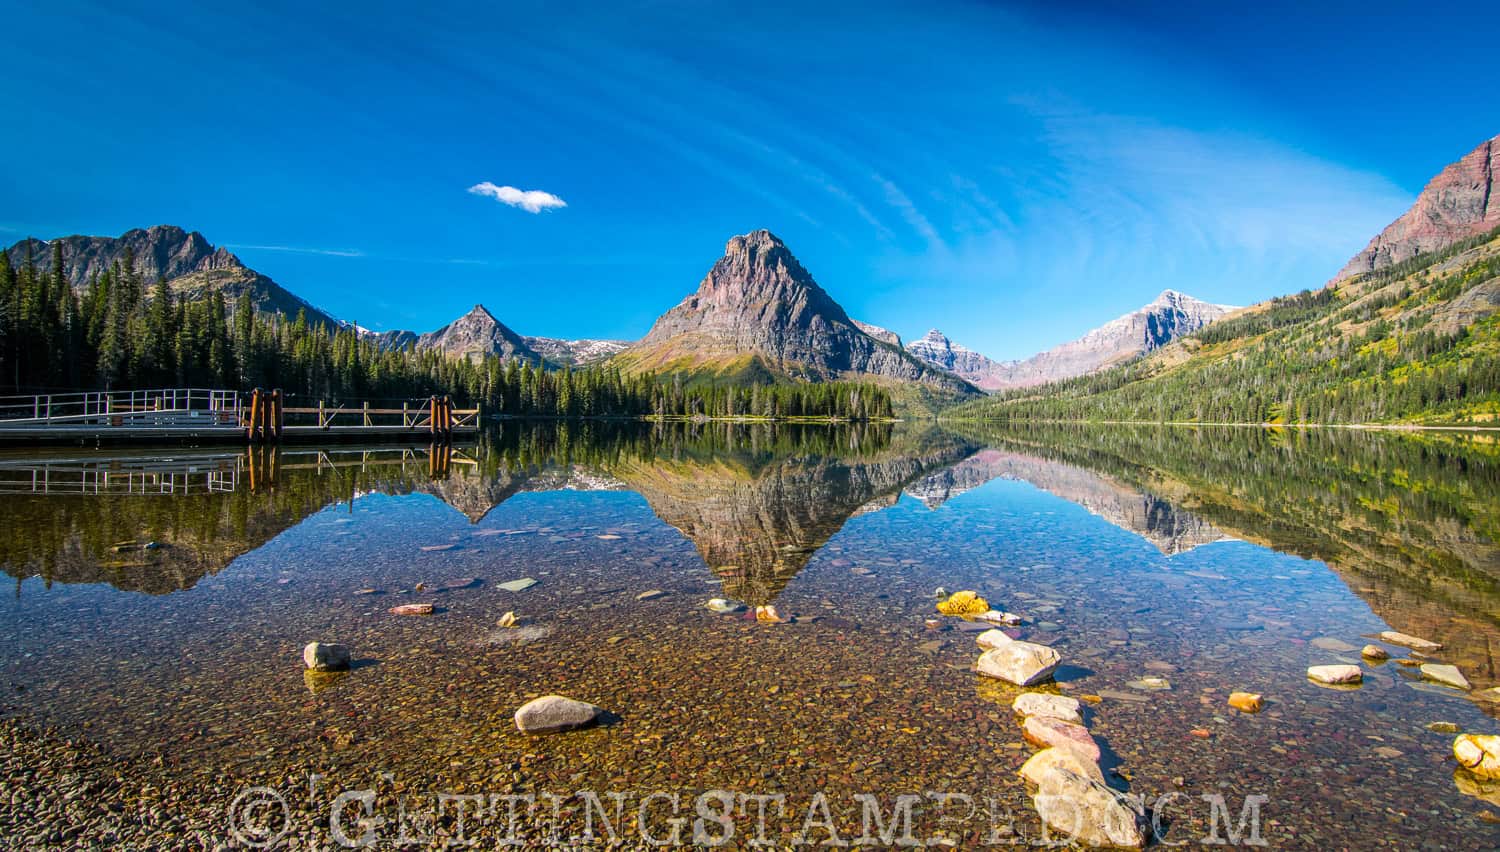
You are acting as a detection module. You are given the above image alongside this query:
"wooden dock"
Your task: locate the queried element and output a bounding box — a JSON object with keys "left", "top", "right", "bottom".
{"left": 0, "top": 388, "right": 480, "bottom": 445}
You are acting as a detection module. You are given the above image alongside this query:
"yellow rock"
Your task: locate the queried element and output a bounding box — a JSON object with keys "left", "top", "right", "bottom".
{"left": 1455, "top": 734, "right": 1500, "bottom": 780}
{"left": 1228, "top": 692, "right": 1263, "bottom": 713}
{"left": 936, "top": 590, "right": 989, "bottom": 616}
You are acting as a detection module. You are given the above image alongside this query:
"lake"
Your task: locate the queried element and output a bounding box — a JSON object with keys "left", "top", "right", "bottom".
{"left": 1, "top": 421, "right": 1498, "bottom": 848}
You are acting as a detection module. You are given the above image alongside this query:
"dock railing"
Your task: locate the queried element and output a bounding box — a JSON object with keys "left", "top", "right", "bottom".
{"left": 0, "top": 389, "right": 242, "bottom": 429}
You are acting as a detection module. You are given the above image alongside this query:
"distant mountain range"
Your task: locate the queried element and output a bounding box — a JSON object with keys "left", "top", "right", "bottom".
{"left": 906, "top": 291, "right": 1237, "bottom": 391}
{"left": 955, "top": 132, "right": 1500, "bottom": 425}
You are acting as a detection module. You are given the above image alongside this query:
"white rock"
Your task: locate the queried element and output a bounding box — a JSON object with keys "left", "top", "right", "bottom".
{"left": 514, "top": 695, "right": 601, "bottom": 734}
{"left": 705, "top": 598, "right": 744, "bottom": 614}
{"left": 1455, "top": 734, "right": 1500, "bottom": 780}
{"left": 1033, "top": 767, "right": 1147, "bottom": 848}
{"left": 977, "top": 641, "right": 1061, "bottom": 687}
{"left": 1421, "top": 663, "right": 1471, "bottom": 690}
{"left": 1019, "top": 747, "right": 1103, "bottom": 786}
{"left": 302, "top": 641, "right": 351, "bottom": 672}
{"left": 1013, "top": 693, "right": 1083, "bottom": 725}
{"left": 1307, "top": 664, "right": 1362, "bottom": 684}
{"left": 976, "top": 629, "right": 1013, "bottom": 650}
{"left": 976, "top": 610, "right": 1023, "bottom": 626}
{"left": 1379, "top": 630, "right": 1442, "bottom": 653}
{"left": 498, "top": 578, "right": 538, "bottom": 592}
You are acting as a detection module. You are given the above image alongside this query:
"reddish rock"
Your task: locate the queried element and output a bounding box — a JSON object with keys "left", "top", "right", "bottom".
{"left": 389, "top": 603, "right": 435, "bottom": 616}
{"left": 1022, "top": 716, "right": 1101, "bottom": 762}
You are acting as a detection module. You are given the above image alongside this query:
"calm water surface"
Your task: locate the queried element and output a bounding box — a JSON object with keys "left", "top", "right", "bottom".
{"left": 1, "top": 422, "right": 1498, "bottom": 848}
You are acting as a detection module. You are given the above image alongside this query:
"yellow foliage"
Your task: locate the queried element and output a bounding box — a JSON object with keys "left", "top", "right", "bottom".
{"left": 936, "top": 590, "right": 989, "bottom": 616}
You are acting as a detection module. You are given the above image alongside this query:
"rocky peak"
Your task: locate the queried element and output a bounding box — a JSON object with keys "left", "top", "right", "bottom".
{"left": 1334, "top": 134, "right": 1499, "bottom": 283}
{"left": 416, "top": 304, "right": 540, "bottom": 364}
{"left": 6, "top": 224, "right": 244, "bottom": 289}
{"left": 851, "top": 320, "right": 901, "bottom": 348}
{"left": 620, "top": 230, "right": 976, "bottom": 397}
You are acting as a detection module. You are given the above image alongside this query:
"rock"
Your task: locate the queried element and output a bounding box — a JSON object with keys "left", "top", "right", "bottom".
{"left": 1379, "top": 631, "right": 1442, "bottom": 653}
{"left": 1361, "top": 644, "right": 1389, "bottom": 660}
{"left": 976, "top": 642, "right": 1061, "bottom": 687}
{"left": 976, "top": 629, "right": 1013, "bottom": 650}
{"left": 1228, "top": 692, "right": 1263, "bottom": 713}
{"left": 1311, "top": 637, "right": 1358, "bottom": 652}
{"left": 1474, "top": 687, "right": 1500, "bottom": 703}
{"left": 1022, "top": 716, "right": 1101, "bottom": 762}
{"left": 1097, "top": 688, "right": 1151, "bottom": 704}
{"left": 977, "top": 610, "right": 1023, "bottom": 626}
{"left": 497, "top": 578, "right": 537, "bottom": 592}
{"left": 388, "top": 603, "right": 435, "bottom": 616}
{"left": 1019, "top": 747, "right": 1103, "bottom": 786}
{"left": 1428, "top": 722, "right": 1462, "bottom": 734}
{"left": 1013, "top": 693, "right": 1083, "bottom": 725}
{"left": 1422, "top": 664, "right": 1472, "bottom": 690}
{"left": 353, "top": 588, "right": 380, "bottom": 596}
{"left": 514, "top": 695, "right": 602, "bottom": 734}
{"left": 705, "top": 598, "right": 744, "bottom": 614}
{"left": 1307, "top": 664, "right": 1362, "bottom": 685}
{"left": 496, "top": 611, "right": 518, "bottom": 628}
{"left": 1032, "top": 767, "right": 1147, "bottom": 849}
{"left": 1454, "top": 766, "right": 1500, "bottom": 808}
{"left": 754, "top": 605, "right": 787, "bottom": 623}
{"left": 420, "top": 543, "right": 456, "bottom": 552}
{"left": 635, "top": 590, "right": 666, "bottom": 601}
{"left": 303, "top": 669, "right": 347, "bottom": 695}
{"left": 936, "top": 590, "right": 989, "bottom": 616}
{"left": 302, "top": 642, "right": 351, "bottom": 672}
{"left": 1373, "top": 746, "right": 1404, "bottom": 759}
{"left": 1454, "top": 734, "right": 1500, "bottom": 779}
{"left": 1127, "top": 676, "right": 1171, "bottom": 691}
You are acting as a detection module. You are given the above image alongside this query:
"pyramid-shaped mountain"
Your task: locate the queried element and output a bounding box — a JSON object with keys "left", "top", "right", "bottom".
{"left": 614, "top": 230, "right": 975, "bottom": 397}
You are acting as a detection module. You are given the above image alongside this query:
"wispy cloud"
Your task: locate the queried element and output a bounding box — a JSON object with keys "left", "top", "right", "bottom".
{"left": 227, "top": 243, "right": 364, "bottom": 257}
{"left": 468, "top": 182, "right": 567, "bottom": 213}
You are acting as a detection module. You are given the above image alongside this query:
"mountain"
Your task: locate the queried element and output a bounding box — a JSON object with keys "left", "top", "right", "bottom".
{"left": 1334, "top": 134, "right": 1498, "bottom": 284}
{"left": 612, "top": 229, "right": 977, "bottom": 404}
{"left": 852, "top": 320, "right": 902, "bottom": 348}
{"left": 907, "top": 291, "right": 1235, "bottom": 391}
{"left": 3, "top": 225, "right": 340, "bottom": 327}
{"left": 412, "top": 305, "right": 542, "bottom": 364}
{"left": 953, "top": 135, "right": 1500, "bottom": 425}
{"left": 522, "top": 336, "right": 630, "bottom": 367}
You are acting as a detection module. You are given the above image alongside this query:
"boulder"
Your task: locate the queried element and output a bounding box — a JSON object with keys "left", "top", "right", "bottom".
{"left": 514, "top": 695, "right": 602, "bottom": 734}
{"left": 1361, "top": 644, "right": 1389, "bottom": 661}
{"left": 1022, "top": 716, "right": 1101, "bottom": 762}
{"left": 1019, "top": 747, "right": 1104, "bottom": 786}
{"left": 1013, "top": 693, "right": 1083, "bottom": 725}
{"left": 1033, "top": 766, "right": 1147, "bottom": 849}
{"left": 1307, "top": 664, "right": 1362, "bottom": 685}
{"left": 977, "top": 642, "right": 1061, "bottom": 686}
{"left": 1227, "top": 692, "right": 1263, "bottom": 713}
{"left": 302, "top": 641, "right": 352, "bottom": 671}
{"left": 1455, "top": 734, "right": 1500, "bottom": 780}
{"left": 976, "top": 629, "right": 1013, "bottom": 650}
{"left": 1421, "top": 664, "right": 1471, "bottom": 690}
{"left": 1378, "top": 630, "right": 1442, "bottom": 653}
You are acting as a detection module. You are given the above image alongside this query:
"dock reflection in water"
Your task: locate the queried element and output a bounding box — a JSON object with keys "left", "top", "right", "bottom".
{"left": 0, "top": 421, "right": 1498, "bottom": 846}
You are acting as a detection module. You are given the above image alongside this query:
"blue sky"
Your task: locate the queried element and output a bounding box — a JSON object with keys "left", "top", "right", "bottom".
{"left": 1, "top": 1, "right": 1494, "bottom": 359}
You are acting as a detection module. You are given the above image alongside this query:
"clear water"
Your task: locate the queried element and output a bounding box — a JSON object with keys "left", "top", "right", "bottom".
{"left": 1, "top": 422, "right": 1497, "bottom": 848}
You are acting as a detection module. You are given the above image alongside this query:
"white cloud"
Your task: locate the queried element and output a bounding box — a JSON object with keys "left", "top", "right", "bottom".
{"left": 467, "top": 182, "right": 568, "bottom": 213}
{"left": 226, "top": 243, "right": 364, "bottom": 257}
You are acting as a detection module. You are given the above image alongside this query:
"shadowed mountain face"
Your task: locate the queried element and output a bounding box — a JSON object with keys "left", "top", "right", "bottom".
{"left": 1335, "top": 134, "right": 1499, "bottom": 284}
{"left": 615, "top": 230, "right": 976, "bottom": 400}
{"left": 3, "top": 226, "right": 340, "bottom": 326}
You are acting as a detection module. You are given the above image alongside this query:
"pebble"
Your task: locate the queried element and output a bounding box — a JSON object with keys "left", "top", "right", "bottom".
{"left": 635, "top": 589, "right": 666, "bottom": 601}
{"left": 388, "top": 603, "right": 435, "bottom": 616}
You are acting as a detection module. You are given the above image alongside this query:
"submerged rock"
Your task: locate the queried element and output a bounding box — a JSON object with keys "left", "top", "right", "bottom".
{"left": 1455, "top": 734, "right": 1500, "bottom": 779}
{"left": 1311, "top": 637, "right": 1358, "bottom": 652}
{"left": 1474, "top": 687, "right": 1500, "bottom": 703}
{"left": 388, "top": 603, "right": 435, "bottom": 616}
{"left": 1033, "top": 766, "right": 1147, "bottom": 849}
{"left": 497, "top": 578, "right": 538, "bottom": 592}
{"left": 705, "top": 598, "right": 744, "bottom": 614}
{"left": 976, "top": 629, "right": 1013, "bottom": 650}
{"left": 303, "top": 669, "right": 348, "bottom": 695}
{"left": 1228, "top": 692, "right": 1263, "bottom": 713}
{"left": 1013, "top": 693, "right": 1083, "bottom": 725}
{"left": 1019, "top": 746, "right": 1103, "bottom": 786}
{"left": 514, "top": 695, "right": 602, "bottom": 734}
{"left": 977, "top": 642, "right": 1061, "bottom": 686}
{"left": 635, "top": 590, "right": 666, "bottom": 601}
{"left": 1022, "top": 716, "right": 1101, "bottom": 762}
{"left": 1422, "top": 664, "right": 1472, "bottom": 690}
{"left": 302, "top": 641, "right": 351, "bottom": 672}
{"left": 1379, "top": 631, "right": 1442, "bottom": 653}
{"left": 977, "top": 610, "right": 1023, "bottom": 626}
{"left": 1307, "top": 664, "right": 1362, "bottom": 685}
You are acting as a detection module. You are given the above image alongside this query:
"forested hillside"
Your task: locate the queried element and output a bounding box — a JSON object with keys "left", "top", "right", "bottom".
{"left": 0, "top": 245, "right": 892, "bottom": 421}
{"left": 949, "top": 227, "right": 1500, "bottom": 425}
